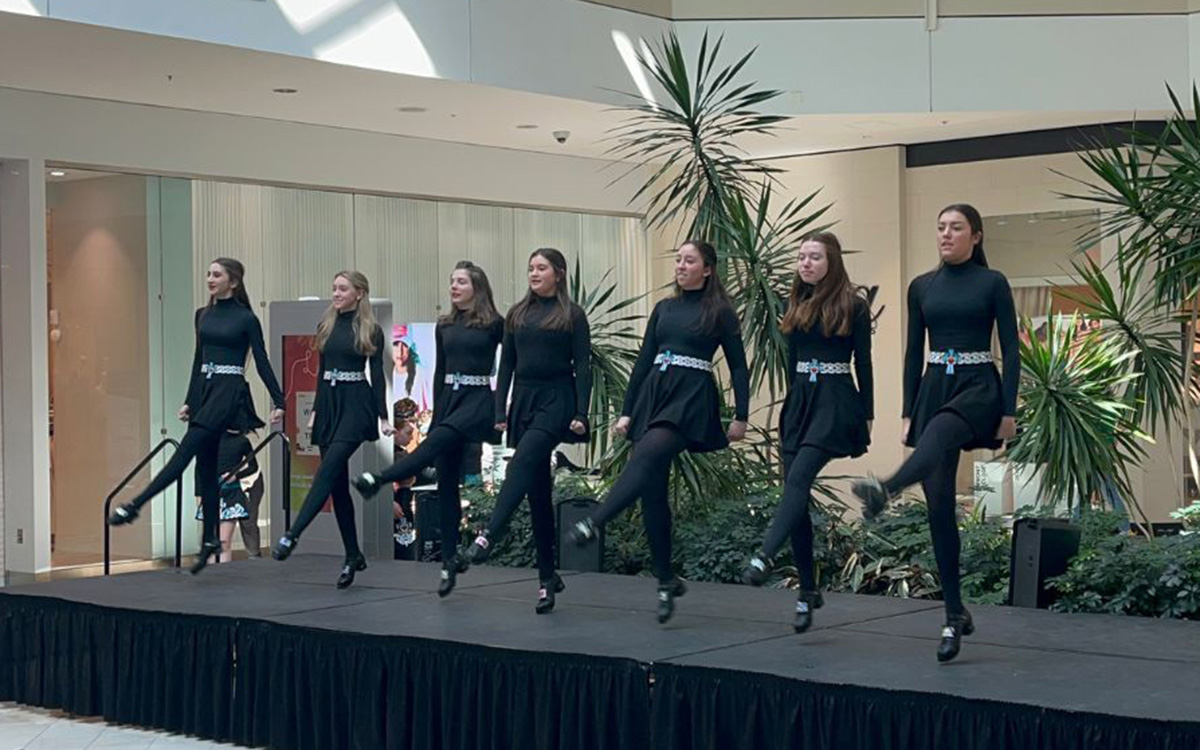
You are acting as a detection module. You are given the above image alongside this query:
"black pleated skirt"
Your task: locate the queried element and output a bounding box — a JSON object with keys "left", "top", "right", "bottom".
{"left": 627, "top": 368, "right": 727, "bottom": 453}
{"left": 433, "top": 385, "right": 502, "bottom": 444}
{"left": 779, "top": 374, "right": 869, "bottom": 459}
{"left": 190, "top": 377, "right": 265, "bottom": 433}
{"left": 906, "top": 363, "right": 1004, "bottom": 451}
{"left": 506, "top": 379, "right": 589, "bottom": 447}
{"left": 311, "top": 382, "right": 380, "bottom": 448}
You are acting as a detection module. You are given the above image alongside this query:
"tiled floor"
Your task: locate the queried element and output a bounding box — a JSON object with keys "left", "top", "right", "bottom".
{"left": 0, "top": 704, "right": 244, "bottom": 750}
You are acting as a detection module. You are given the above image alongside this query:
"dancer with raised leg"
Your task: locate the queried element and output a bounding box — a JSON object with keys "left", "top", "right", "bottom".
{"left": 460, "top": 248, "right": 591, "bottom": 614}
{"left": 352, "top": 261, "right": 503, "bottom": 596}
{"left": 272, "top": 271, "right": 391, "bottom": 589}
{"left": 108, "top": 258, "right": 284, "bottom": 575}
{"left": 851, "top": 204, "right": 1018, "bottom": 662}
{"left": 741, "top": 233, "right": 873, "bottom": 633}
{"left": 569, "top": 240, "right": 749, "bottom": 624}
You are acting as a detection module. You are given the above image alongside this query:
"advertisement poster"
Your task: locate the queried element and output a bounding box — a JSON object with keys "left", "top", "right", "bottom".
{"left": 391, "top": 323, "right": 437, "bottom": 445}
{"left": 283, "top": 334, "right": 321, "bottom": 513}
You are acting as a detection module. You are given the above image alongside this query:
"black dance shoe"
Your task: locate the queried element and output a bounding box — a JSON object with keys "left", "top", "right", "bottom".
{"left": 741, "top": 551, "right": 774, "bottom": 587}
{"left": 107, "top": 503, "right": 140, "bottom": 527}
{"left": 937, "top": 609, "right": 975, "bottom": 663}
{"left": 336, "top": 554, "right": 368, "bottom": 589}
{"left": 656, "top": 577, "right": 688, "bottom": 624}
{"left": 271, "top": 532, "right": 298, "bottom": 561}
{"left": 794, "top": 590, "right": 824, "bottom": 633}
{"left": 352, "top": 472, "right": 382, "bottom": 499}
{"left": 567, "top": 518, "right": 597, "bottom": 547}
{"left": 190, "top": 541, "right": 222, "bottom": 575}
{"left": 462, "top": 532, "right": 492, "bottom": 565}
{"left": 852, "top": 475, "right": 892, "bottom": 521}
{"left": 438, "top": 555, "right": 469, "bottom": 598}
{"left": 536, "top": 574, "right": 566, "bottom": 614}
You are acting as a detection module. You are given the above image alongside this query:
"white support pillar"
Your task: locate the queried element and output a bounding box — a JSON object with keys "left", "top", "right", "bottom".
{"left": 0, "top": 157, "right": 51, "bottom": 581}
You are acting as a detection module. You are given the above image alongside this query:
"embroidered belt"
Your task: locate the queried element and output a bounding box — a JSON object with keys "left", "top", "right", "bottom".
{"left": 201, "top": 363, "right": 244, "bottom": 379}
{"left": 324, "top": 369, "right": 366, "bottom": 387}
{"left": 443, "top": 373, "right": 490, "bottom": 390}
{"left": 928, "top": 349, "right": 993, "bottom": 375}
{"left": 795, "top": 359, "right": 851, "bottom": 382}
{"left": 653, "top": 351, "right": 713, "bottom": 372}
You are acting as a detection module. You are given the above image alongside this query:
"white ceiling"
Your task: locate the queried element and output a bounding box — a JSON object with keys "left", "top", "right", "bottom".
{"left": 0, "top": 12, "right": 1154, "bottom": 166}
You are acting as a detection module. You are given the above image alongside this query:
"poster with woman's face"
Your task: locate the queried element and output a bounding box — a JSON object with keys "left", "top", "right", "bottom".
{"left": 391, "top": 323, "right": 436, "bottom": 443}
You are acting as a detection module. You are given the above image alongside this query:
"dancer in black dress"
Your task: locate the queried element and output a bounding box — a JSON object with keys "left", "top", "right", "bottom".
{"left": 569, "top": 240, "right": 749, "bottom": 623}
{"left": 852, "top": 204, "right": 1018, "bottom": 663}
{"left": 108, "top": 258, "right": 284, "bottom": 574}
{"left": 352, "top": 260, "right": 504, "bottom": 596}
{"left": 740, "top": 233, "right": 873, "bottom": 632}
{"left": 272, "top": 271, "right": 391, "bottom": 589}
{"left": 460, "top": 248, "right": 591, "bottom": 614}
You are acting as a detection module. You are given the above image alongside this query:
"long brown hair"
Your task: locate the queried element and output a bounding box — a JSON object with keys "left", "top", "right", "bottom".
{"left": 205, "top": 257, "right": 252, "bottom": 312}
{"left": 314, "top": 271, "right": 380, "bottom": 355}
{"left": 781, "top": 232, "right": 862, "bottom": 337}
{"left": 677, "top": 240, "right": 735, "bottom": 335}
{"left": 439, "top": 260, "right": 501, "bottom": 328}
{"left": 506, "top": 248, "right": 575, "bottom": 332}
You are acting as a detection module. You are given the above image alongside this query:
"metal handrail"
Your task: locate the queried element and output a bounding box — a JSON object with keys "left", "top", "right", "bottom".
{"left": 226, "top": 430, "right": 293, "bottom": 531}
{"left": 102, "top": 438, "right": 182, "bottom": 576}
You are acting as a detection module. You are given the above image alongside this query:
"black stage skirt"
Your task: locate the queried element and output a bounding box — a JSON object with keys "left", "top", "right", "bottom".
{"left": 432, "top": 385, "right": 502, "bottom": 445}
{"left": 907, "top": 363, "right": 1004, "bottom": 451}
{"left": 191, "top": 377, "right": 265, "bottom": 433}
{"left": 627, "top": 368, "right": 727, "bottom": 454}
{"left": 312, "top": 381, "right": 380, "bottom": 447}
{"left": 779, "top": 374, "right": 869, "bottom": 459}
{"left": 507, "top": 379, "right": 588, "bottom": 448}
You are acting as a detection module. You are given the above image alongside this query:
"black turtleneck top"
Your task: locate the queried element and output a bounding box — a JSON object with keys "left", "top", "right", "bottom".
{"left": 495, "top": 295, "right": 592, "bottom": 423}
{"left": 786, "top": 297, "right": 874, "bottom": 419}
{"left": 902, "top": 260, "right": 1020, "bottom": 417}
{"left": 433, "top": 315, "right": 504, "bottom": 403}
{"left": 185, "top": 297, "right": 285, "bottom": 411}
{"left": 623, "top": 289, "right": 750, "bottom": 421}
{"left": 316, "top": 310, "right": 388, "bottom": 421}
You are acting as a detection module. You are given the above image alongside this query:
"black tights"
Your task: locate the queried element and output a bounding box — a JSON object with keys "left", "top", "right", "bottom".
{"left": 883, "top": 412, "right": 974, "bottom": 615}
{"left": 762, "top": 446, "right": 832, "bottom": 591}
{"left": 591, "top": 427, "right": 687, "bottom": 584}
{"left": 485, "top": 429, "right": 559, "bottom": 581}
{"left": 129, "top": 424, "right": 222, "bottom": 546}
{"left": 375, "top": 425, "right": 467, "bottom": 560}
{"left": 288, "top": 441, "right": 363, "bottom": 560}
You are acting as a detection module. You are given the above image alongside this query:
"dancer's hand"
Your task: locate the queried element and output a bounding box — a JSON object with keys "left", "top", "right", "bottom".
{"left": 494, "top": 422, "right": 507, "bottom": 434}
{"left": 178, "top": 405, "right": 190, "bottom": 422}
{"left": 380, "top": 418, "right": 395, "bottom": 437}
{"left": 727, "top": 419, "right": 747, "bottom": 442}
{"left": 996, "top": 416, "right": 1017, "bottom": 440}
{"left": 613, "top": 416, "right": 631, "bottom": 436}
{"left": 900, "top": 418, "right": 910, "bottom": 445}
{"left": 270, "top": 408, "right": 285, "bottom": 426}
{"left": 569, "top": 419, "right": 587, "bottom": 436}
{"left": 867, "top": 420, "right": 873, "bottom": 437}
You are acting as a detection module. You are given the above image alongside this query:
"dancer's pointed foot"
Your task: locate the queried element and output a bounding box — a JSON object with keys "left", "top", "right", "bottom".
{"left": 535, "top": 574, "right": 566, "bottom": 614}
{"left": 852, "top": 474, "right": 892, "bottom": 521}
{"left": 271, "top": 532, "right": 297, "bottom": 561}
{"left": 336, "top": 553, "right": 367, "bottom": 589}
{"left": 741, "top": 551, "right": 774, "bottom": 587}
{"left": 937, "top": 608, "right": 974, "bottom": 663}
{"left": 656, "top": 577, "right": 687, "bottom": 624}
{"left": 438, "top": 555, "right": 468, "bottom": 597}
{"left": 793, "top": 590, "right": 824, "bottom": 633}
{"left": 567, "top": 518, "right": 597, "bottom": 546}
{"left": 108, "top": 503, "right": 140, "bottom": 527}
{"left": 352, "top": 472, "right": 383, "bottom": 499}
{"left": 462, "top": 532, "right": 492, "bottom": 565}
{"left": 190, "top": 541, "right": 221, "bottom": 575}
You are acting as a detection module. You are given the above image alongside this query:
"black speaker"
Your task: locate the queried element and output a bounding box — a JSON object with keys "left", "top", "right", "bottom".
{"left": 414, "top": 488, "right": 442, "bottom": 562}
{"left": 557, "top": 497, "right": 603, "bottom": 572}
{"left": 1008, "top": 517, "right": 1081, "bottom": 608}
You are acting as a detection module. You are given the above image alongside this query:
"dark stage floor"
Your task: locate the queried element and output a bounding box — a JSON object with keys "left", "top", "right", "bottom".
{"left": 2, "top": 555, "right": 1199, "bottom": 749}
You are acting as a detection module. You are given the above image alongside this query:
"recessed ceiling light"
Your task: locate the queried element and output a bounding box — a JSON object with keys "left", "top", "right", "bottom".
{"left": 49, "top": 170, "right": 66, "bottom": 177}
{"left": 272, "top": 87, "right": 298, "bottom": 94}
{"left": 396, "top": 106, "right": 427, "bottom": 113}
{"left": 516, "top": 124, "right": 539, "bottom": 130}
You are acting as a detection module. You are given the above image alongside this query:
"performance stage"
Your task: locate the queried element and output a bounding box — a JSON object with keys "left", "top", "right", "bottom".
{"left": 1, "top": 556, "right": 1197, "bottom": 750}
